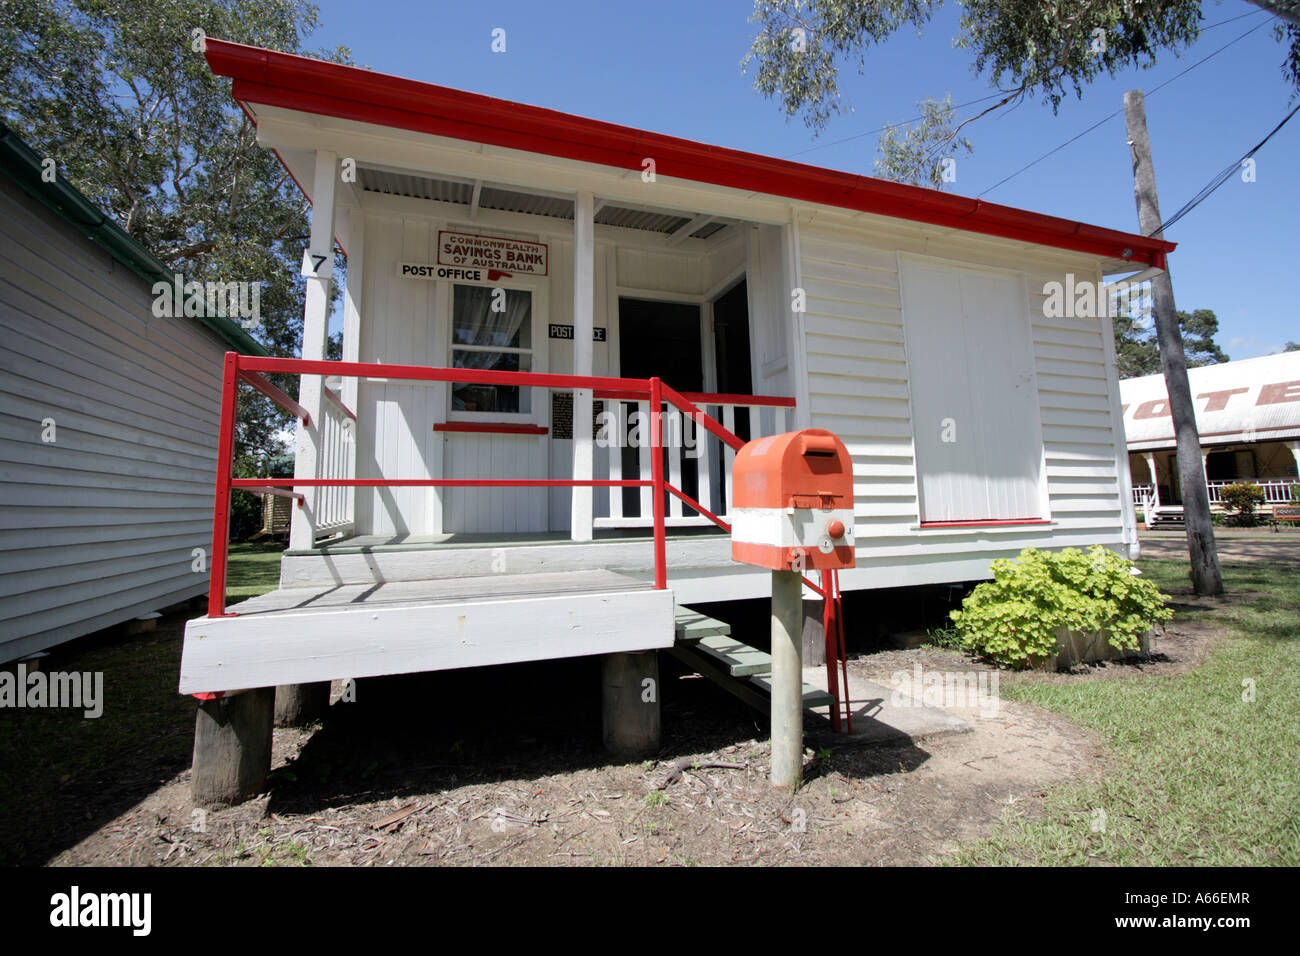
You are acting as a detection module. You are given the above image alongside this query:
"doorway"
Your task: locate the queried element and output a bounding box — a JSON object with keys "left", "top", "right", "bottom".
{"left": 711, "top": 278, "right": 752, "bottom": 441}
{"left": 617, "top": 298, "right": 703, "bottom": 519}
{"left": 618, "top": 298, "right": 704, "bottom": 389}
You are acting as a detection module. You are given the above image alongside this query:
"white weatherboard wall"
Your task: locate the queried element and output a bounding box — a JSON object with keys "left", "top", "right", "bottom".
{"left": 796, "top": 216, "right": 1130, "bottom": 589}
{"left": 0, "top": 178, "right": 224, "bottom": 660}
{"left": 352, "top": 195, "right": 752, "bottom": 537}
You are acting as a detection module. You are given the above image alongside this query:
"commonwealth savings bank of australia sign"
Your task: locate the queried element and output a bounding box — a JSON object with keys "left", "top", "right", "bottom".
{"left": 397, "top": 231, "right": 549, "bottom": 284}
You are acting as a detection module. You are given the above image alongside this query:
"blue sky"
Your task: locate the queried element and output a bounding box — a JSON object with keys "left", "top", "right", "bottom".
{"left": 308, "top": 0, "right": 1298, "bottom": 358}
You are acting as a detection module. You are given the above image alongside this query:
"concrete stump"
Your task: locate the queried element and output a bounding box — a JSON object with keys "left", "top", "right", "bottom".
{"left": 191, "top": 687, "right": 275, "bottom": 806}
{"left": 601, "top": 651, "right": 660, "bottom": 758}
{"left": 274, "top": 681, "right": 331, "bottom": 727}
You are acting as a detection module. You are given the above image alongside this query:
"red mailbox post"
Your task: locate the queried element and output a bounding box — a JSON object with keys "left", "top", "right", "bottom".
{"left": 730, "top": 428, "right": 855, "bottom": 788}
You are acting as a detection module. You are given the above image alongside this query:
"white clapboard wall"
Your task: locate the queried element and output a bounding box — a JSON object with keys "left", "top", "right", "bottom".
{"left": 0, "top": 177, "right": 226, "bottom": 660}
{"left": 797, "top": 216, "right": 1130, "bottom": 589}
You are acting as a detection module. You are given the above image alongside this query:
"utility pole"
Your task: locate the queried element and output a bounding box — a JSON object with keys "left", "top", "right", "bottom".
{"left": 1123, "top": 90, "right": 1223, "bottom": 596}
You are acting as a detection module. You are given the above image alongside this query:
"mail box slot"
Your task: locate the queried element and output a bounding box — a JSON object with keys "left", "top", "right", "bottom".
{"left": 730, "top": 428, "right": 855, "bottom": 571}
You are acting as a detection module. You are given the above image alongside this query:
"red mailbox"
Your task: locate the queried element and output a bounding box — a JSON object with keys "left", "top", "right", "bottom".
{"left": 730, "top": 428, "right": 855, "bottom": 572}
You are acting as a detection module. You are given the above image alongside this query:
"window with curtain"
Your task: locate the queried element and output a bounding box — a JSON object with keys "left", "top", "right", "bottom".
{"left": 450, "top": 284, "right": 533, "bottom": 414}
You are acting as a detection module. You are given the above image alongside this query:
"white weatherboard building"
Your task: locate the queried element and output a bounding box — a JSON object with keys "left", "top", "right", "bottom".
{"left": 1122, "top": 352, "right": 1300, "bottom": 516}
{"left": 0, "top": 125, "right": 264, "bottom": 662}
{"left": 180, "top": 40, "right": 1175, "bottom": 704}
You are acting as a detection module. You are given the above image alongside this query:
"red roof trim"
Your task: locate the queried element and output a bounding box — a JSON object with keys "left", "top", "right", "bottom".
{"left": 204, "top": 39, "right": 1175, "bottom": 268}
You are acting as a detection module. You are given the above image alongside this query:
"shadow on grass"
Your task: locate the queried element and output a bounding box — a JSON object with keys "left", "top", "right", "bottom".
{"left": 0, "top": 612, "right": 199, "bottom": 866}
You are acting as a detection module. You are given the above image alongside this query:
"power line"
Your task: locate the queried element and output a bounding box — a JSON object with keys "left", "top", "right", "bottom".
{"left": 976, "top": 13, "right": 1274, "bottom": 198}
{"left": 783, "top": 92, "right": 1007, "bottom": 158}
{"left": 783, "top": 9, "right": 1270, "bottom": 163}
{"left": 1155, "top": 99, "right": 1300, "bottom": 234}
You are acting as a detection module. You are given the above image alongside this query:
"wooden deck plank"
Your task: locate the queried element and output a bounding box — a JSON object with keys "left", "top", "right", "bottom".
{"left": 182, "top": 581, "right": 675, "bottom": 694}
{"left": 748, "top": 675, "right": 835, "bottom": 710}
{"left": 673, "top": 608, "right": 730, "bottom": 642}
{"left": 692, "top": 634, "right": 771, "bottom": 677}
{"left": 228, "top": 569, "right": 650, "bottom": 617}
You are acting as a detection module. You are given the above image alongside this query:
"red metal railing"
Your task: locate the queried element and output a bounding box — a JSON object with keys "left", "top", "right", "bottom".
{"left": 205, "top": 352, "right": 792, "bottom": 618}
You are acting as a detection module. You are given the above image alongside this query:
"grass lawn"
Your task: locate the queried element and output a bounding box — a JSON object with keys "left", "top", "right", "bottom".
{"left": 225, "top": 541, "right": 285, "bottom": 602}
{"left": 953, "top": 557, "right": 1300, "bottom": 865}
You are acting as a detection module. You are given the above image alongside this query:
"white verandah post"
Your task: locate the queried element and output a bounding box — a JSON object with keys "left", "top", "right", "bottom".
{"left": 339, "top": 203, "right": 363, "bottom": 533}
{"left": 1143, "top": 451, "right": 1160, "bottom": 510}
{"left": 289, "top": 149, "right": 338, "bottom": 552}
{"left": 570, "top": 190, "right": 595, "bottom": 541}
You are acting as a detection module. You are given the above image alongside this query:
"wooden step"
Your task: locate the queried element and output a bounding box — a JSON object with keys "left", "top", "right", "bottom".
{"left": 748, "top": 674, "right": 835, "bottom": 710}
{"left": 674, "top": 608, "right": 731, "bottom": 643}
{"left": 668, "top": 642, "right": 832, "bottom": 714}
{"left": 692, "top": 634, "right": 771, "bottom": 677}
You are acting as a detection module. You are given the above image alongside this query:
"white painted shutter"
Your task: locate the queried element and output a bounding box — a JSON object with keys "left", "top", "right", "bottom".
{"left": 900, "top": 258, "right": 1043, "bottom": 523}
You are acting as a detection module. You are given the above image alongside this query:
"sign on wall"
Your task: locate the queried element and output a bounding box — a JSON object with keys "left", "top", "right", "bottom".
{"left": 438, "top": 231, "right": 548, "bottom": 276}
{"left": 549, "top": 324, "right": 606, "bottom": 342}
{"left": 397, "top": 263, "right": 507, "bottom": 283}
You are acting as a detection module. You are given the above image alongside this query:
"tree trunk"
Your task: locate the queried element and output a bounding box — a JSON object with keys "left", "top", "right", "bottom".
{"left": 1123, "top": 90, "right": 1223, "bottom": 595}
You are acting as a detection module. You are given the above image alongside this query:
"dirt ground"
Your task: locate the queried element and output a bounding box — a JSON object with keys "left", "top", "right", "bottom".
{"left": 1137, "top": 528, "right": 1300, "bottom": 565}
{"left": 28, "top": 601, "right": 1223, "bottom": 868}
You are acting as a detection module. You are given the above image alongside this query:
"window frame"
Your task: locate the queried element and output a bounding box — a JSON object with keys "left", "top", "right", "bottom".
{"left": 897, "top": 252, "right": 1051, "bottom": 527}
{"left": 443, "top": 275, "right": 549, "bottom": 425}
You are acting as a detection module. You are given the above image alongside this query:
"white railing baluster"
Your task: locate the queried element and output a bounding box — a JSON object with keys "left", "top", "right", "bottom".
{"left": 608, "top": 400, "right": 624, "bottom": 522}
{"left": 694, "top": 410, "right": 712, "bottom": 518}
{"left": 637, "top": 400, "right": 652, "bottom": 520}
{"left": 313, "top": 384, "right": 356, "bottom": 539}
{"left": 667, "top": 409, "right": 684, "bottom": 519}
{"left": 587, "top": 393, "right": 795, "bottom": 530}
{"left": 722, "top": 404, "right": 737, "bottom": 515}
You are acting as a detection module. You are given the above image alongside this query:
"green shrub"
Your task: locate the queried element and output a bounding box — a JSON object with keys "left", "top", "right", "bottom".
{"left": 949, "top": 546, "right": 1173, "bottom": 669}
{"left": 1220, "top": 482, "right": 1266, "bottom": 526}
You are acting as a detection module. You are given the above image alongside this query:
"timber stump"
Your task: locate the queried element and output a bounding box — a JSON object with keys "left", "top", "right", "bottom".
{"left": 191, "top": 687, "right": 275, "bottom": 806}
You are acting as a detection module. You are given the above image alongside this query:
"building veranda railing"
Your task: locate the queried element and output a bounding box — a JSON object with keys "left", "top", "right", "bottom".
{"left": 205, "top": 352, "right": 795, "bottom": 618}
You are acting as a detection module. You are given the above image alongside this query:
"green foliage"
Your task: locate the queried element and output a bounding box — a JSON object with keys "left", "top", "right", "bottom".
{"left": 1220, "top": 482, "right": 1266, "bottom": 514}
{"left": 1110, "top": 296, "right": 1230, "bottom": 379}
{"left": 744, "top": 1, "right": 1300, "bottom": 185}
{"left": 0, "top": 0, "right": 350, "bottom": 478}
{"left": 949, "top": 546, "right": 1173, "bottom": 669}
{"left": 1220, "top": 482, "right": 1266, "bottom": 526}
{"left": 874, "top": 95, "right": 973, "bottom": 189}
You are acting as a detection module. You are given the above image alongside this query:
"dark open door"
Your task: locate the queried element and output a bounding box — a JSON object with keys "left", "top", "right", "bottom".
{"left": 618, "top": 298, "right": 703, "bottom": 518}
{"left": 711, "top": 279, "right": 752, "bottom": 441}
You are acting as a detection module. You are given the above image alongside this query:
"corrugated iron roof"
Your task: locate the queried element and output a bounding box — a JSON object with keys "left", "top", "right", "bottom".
{"left": 358, "top": 165, "right": 731, "bottom": 237}
{"left": 1121, "top": 352, "right": 1300, "bottom": 449}
{"left": 358, "top": 167, "right": 474, "bottom": 204}
{"left": 595, "top": 206, "right": 693, "bottom": 233}
{"left": 477, "top": 185, "right": 574, "bottom": 220}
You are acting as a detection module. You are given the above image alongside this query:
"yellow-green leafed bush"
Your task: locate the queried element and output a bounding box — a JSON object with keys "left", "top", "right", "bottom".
{"left": 950, "top": 546, "right": 1173, "bottom": 669}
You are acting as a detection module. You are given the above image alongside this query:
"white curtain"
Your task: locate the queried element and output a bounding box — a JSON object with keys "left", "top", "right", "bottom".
{"left": 453, "top": 286, "right": 531, "bottom": 370}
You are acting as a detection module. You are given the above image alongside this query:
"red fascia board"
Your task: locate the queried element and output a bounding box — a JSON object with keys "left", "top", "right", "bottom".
{"left": 205, "top": 39, "right": 1175, "bottom": 268}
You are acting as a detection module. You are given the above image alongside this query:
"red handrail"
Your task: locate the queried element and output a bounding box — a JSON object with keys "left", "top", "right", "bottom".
{"left": 206, "top": 353, "right": 773, "bottom": 618}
